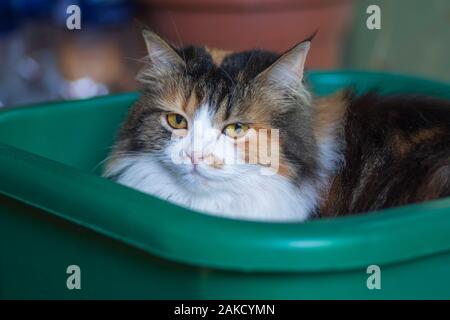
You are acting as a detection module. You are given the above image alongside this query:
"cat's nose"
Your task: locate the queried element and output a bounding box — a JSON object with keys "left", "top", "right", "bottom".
{"left": 189, "top": 151, "right": 204, "bottom": 164}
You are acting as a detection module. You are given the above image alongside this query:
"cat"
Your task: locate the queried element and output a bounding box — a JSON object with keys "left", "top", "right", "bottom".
{"left": 103, "top": 29, "right": 450, "bottom": 222}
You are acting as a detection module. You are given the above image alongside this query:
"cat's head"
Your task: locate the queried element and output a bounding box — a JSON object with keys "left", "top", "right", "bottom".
{"left": 105, "top": 30, "right": 320, "bottom": 196}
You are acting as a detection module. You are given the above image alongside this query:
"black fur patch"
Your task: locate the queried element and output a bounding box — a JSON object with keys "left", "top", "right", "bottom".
{"left": 320, "top": 92, "right": 450, "bottom": 217}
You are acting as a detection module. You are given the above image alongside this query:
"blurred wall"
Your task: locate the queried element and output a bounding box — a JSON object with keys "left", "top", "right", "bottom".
{"left": 345, "top": 0, "right": 450, "bottom": 82}
{"left": 138, "top": 0, "right": 353, "bottom": 69}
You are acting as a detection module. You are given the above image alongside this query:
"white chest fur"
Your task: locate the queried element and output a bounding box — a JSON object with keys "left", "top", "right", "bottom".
{"left": 104, "top": 155, "right": 319, "bottom": 222}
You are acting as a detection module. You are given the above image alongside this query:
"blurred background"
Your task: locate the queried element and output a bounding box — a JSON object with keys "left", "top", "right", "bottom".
{"left": 0, "top": 0, "right": 449, "bottom": 108}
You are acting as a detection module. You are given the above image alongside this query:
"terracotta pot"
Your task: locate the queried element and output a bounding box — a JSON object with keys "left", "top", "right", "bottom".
{"left": 137, "top": 0, "right": 353, "bottom": 69}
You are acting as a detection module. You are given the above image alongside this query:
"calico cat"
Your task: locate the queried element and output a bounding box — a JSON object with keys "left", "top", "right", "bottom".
{"left": 103, "top": 29, "right": 450, "bottom": 221}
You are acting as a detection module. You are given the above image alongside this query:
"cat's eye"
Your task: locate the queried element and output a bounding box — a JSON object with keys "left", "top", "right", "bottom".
{"left": 224, "top": 123, "right": 249, "bottom": 138}
{"left": 167, "top": 113, "right": 187, "bottom": 129}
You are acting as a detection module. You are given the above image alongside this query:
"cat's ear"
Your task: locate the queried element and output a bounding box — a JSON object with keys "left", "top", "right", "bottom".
{"left": 141, "top": 29, "right": 185, "bottom": 73}
{"left": 256, "top": 40, "right": 310, "bottom": 89}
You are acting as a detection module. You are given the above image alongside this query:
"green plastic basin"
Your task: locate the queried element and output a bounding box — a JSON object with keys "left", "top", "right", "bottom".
{"left": 0, "top": 71, "right": 450, "bottom": 299}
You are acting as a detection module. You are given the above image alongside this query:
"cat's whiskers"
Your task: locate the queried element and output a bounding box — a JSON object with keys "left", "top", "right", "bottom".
{"left": 93, "top": 151, "right": 145, "bottom": 173}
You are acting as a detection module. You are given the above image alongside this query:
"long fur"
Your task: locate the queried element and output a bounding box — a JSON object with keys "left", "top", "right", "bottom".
{"left": 104, "top": 31, "right": 450, "bottom": 222}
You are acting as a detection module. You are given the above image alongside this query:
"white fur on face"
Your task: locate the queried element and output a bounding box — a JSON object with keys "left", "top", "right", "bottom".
{"left": 165, "top": 105, "right": 238, "bottom": 183}
{"left": 104, "top": 105, "right": 322, "bottom": 222}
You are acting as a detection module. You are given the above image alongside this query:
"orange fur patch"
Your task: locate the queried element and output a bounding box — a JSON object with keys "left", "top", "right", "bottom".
{"left": 313, "top": 91, "right": 347, "bottom": 141}
{"left": 392, "top": 127, "right": 445, "bottom": 158}
{"left": 411, "top": 127, "right": 445, "bottom": 144}
{"left": 391, "top": 132, "right": 413, "bottom": 157}
{"left": 205, "top": 47, "right": 232, "bottom": 66}
{"left": 320, "top": 175, "right": 343, "bottom": 217}
{"left": 234, "top": 124, "right": 294, "bottom": 179}
{"left": 183, "top": 90, "right": 200, "bottom": 116}
{"left": 160, "top": 87, "right": 184, "bottom": 111}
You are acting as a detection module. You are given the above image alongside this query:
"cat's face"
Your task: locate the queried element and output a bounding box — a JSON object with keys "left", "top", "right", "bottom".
{"left": 106, "top": 30, "right": 319, "bottom": 197}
